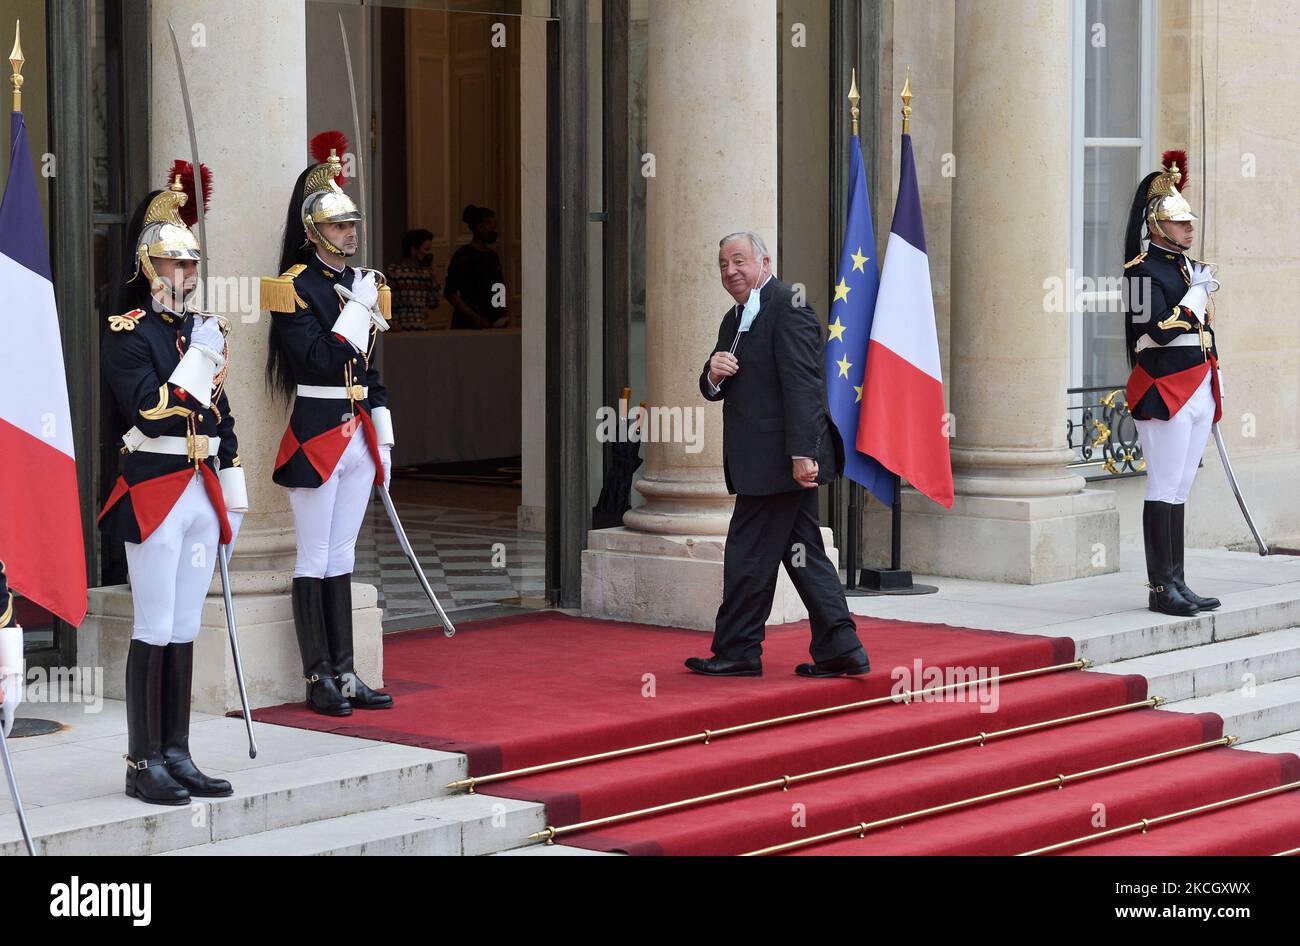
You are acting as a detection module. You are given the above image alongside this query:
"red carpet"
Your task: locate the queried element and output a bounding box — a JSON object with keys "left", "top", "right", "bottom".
{"left": 251, "top": 611, "right": 1300, "bottom": 855}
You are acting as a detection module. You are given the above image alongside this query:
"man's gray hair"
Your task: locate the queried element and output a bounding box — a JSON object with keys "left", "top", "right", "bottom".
{"left": 719, "top": 230, "right": 772, "bottom": 262}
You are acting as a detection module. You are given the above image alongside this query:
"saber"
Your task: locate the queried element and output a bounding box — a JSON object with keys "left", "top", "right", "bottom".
{"left": 166, "top": 19, "right": 207, "bottom": 301}
{"left": 0, "top": 726, "right": 35, "bottom": 856}
{"left": 1212, "top": 424, "right": 1268, "bottom": 556}
{"left": 339, "top": 12, "right": 368, "bottom": 266}
{"left": 218, "top": 544, "right": 258, "bottom": 757}
{"left": 378, "top": 486, "right": 456, "bottom": 637}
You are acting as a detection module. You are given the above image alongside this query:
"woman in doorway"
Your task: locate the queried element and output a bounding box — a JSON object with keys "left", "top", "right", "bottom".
{"left": 262, "top": 132, "right": 395, "bottom": 717}
{"left": 445, "top": 204, "right": 509, "bottom": 330}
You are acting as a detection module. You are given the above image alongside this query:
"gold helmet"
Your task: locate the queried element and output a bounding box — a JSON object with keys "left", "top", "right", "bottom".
{"left": 302, "top": 131, "right": 362, "bottom": 257}
{"left": 1147, "top": 149, "right": 1197, "bottom": 224}
{"left": 134, "top": 163, "right": 209, "bottom": 291}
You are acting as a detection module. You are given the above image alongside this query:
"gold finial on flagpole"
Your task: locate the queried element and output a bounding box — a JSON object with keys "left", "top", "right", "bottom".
{"left": 848, "top": 68, "right": 861, "bottom": 138}
{"left": 9, "top": 20, "right": 23, "bottom": 114}
{"left": 900, "top": 67, "right": 912, "bottom": 135}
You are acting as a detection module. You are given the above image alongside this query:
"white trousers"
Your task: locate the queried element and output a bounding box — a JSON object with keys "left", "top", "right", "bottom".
{"left": 289, "top": 430, "right": 376, "bottom": 579}
{"left": 1135, "top": 371, "right": 1215, "bottom": 504}
{"left": 125, "top": 476, "right": 220, "bottom": 646}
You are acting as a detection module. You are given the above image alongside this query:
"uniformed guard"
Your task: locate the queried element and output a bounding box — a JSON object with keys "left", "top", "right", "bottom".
{"left": 1122, "top": 149, "right": 1223, "bottom": 617}
{"left": 262, "top": 131, "right": 394, "bottom": 717}
{"left": 0, "top": 562, "right": 23, "bottom": 737}
{"left": 99, "top": 164, "right": 249, "bottom": 804}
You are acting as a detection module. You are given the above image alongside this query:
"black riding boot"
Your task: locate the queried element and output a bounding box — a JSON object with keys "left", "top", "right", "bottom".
{"left": 1143, "top": 501, "right": 1199, "bottom": 616}
{"left": 1169, "top": 503, "right": 1221, "bottom": 611}
{"left": 161, "top": 642, "right": 233, "bottom": 797}
{"left": 322, "top": 574, "right": 393, "bottom": 709}
{"left": 292, "top": 577, "right": 353, "bottom": 716}
{"left": 124, "top": 640, "right": 190, "bottom": 806}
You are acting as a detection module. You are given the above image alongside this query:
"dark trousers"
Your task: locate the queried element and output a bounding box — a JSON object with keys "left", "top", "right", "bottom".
{"left": 711, "top": 488, "right": 863, "bottom": 663}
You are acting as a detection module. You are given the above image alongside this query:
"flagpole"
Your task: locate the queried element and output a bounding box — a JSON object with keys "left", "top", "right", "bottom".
{"left": 843, "top": 69, "right": 867, "bottom": 596}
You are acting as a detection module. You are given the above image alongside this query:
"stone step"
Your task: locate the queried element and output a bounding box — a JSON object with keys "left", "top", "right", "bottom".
{"left": 1042, "top": 583, "right": 1300, "bottom": 665}
{"left": 0, "top": 740, "right": 466, "bottom": 857}
{"left": 163, "top": 793, "right": 545, "bottom": 857}
{"left": 1092, "top": 626, "right": 1300, "bottom": 703}
{"left": 1160, "top": 676, "right": 1300, "bottom": 744}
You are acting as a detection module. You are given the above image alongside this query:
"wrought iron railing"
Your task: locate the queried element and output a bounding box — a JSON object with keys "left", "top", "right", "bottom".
{"left": 1066, "top": 385, "right": 1145, "bottom": 480}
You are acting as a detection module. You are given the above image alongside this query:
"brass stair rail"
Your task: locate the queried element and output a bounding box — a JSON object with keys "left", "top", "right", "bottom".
{"left": 1020, "top": 777, "right": 1300, "bottom": 855}
{"left": 448, "top": 658, "right": 1092, "bottom": 793}
{"left": 529, "top": 696, "right": 1164, "bottom": 845}
{"left": 741, "top": 736, "right": 1236, "bottom": 856}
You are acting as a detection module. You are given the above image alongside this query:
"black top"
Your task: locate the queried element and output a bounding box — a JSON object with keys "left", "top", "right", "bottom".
{"left": 1122, "top": 245, "right": 1218, "bottom": 421}
{"left": 698, "top": 278, "right": 845, "bottom": 496}
{"left": 267, "top": 259, "right": 389, "bottom": 488}
{"left": 99, "top": 305, "right": 239, "bottom": 544}
{"left": 444, "top": 244, "right": 505, "bottom": 329}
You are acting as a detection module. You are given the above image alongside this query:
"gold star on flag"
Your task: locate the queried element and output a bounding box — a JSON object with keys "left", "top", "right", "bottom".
{"left": 837, "top": 355, "right": 852, "bottom": 379}
{"left": 833, "top": 279, "right": 850, "bottom": 304}
{"left": 828, "top": 317, "right": 847, "bottom": 343}
{"left": 851, "top": 248, "right": 869, "bottom": 272}
{"left": 854, "top": 385, "right": 863, "bottom": 403}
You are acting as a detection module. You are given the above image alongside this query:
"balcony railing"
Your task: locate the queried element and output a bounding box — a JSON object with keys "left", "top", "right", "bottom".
{"left": 1066, "top": 385, "right": 1146, "bottom": 480}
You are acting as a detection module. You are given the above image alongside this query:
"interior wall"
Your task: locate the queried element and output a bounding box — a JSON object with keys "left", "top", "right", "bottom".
{"left": 404, "top": 7, "right": 522, "bottom": 323}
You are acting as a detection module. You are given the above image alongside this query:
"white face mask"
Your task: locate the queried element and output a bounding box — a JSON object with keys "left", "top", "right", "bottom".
{"left": 739, "top": 262, "right": 767, "bottom": 333}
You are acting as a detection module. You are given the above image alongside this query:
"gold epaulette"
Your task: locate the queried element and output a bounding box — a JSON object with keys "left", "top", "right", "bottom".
{"left": 1123, "top": 251, "right": 1147, "bottom": 269}
{"left": 260, "top": 264, "right": 308, "bottom": 314}
{"left": 107, "top": 308, "right": 146, "bottom": 332}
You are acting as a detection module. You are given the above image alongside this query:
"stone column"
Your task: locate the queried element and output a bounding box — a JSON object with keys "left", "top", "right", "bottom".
{"left": 583, "top": 0, "right": 837, "bottom": 629}
{"left": 867, "top": 0, "right": 1118, "bottom": 583}
{"left": 79, "top": 0, "right": 383, "bottom": 711}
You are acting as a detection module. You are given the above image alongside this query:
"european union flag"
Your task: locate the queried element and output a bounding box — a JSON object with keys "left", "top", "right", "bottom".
{"left": 826, "top": 136, "right": 893, "bottom": 506}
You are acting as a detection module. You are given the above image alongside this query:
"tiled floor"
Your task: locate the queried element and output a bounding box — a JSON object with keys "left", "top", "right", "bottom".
{"left": 353, "top": 498, "right": 546, "bottom": 630}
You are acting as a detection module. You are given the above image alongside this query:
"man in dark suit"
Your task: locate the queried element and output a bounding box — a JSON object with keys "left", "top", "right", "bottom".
{"left": 685, "top": 232, "right": 870, "bottom": 679}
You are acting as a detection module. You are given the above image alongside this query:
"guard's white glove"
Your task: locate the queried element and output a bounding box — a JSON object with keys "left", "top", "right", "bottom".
{"left": 168, "top": 344, "right": 223, "bottom": 408}
{"left": 0, "top": 623, "right": 23, "bottom": 738}
{"left": 1188, "top": 260, "right": 1221, "bottom": 294}
{"left": 379, "top": 444, "right": 392, "bottom": 491}
{"left": 335, "top": 276, "right": 389, "bottom": 335}
{"left": 349, "top": 270, "right": 379, "bottom": 309}
{"left": 191, "top": 314, "right": 225, "bottom": 352}
{"left": 225, "top": 510, "right": 245, "bottom": 548}
{"left": 1176, "top": 282, "right": 1211, "bottom": 322}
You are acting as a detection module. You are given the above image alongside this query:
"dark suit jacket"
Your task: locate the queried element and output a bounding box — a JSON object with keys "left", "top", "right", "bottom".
{"left": 698, "top": 277, "right": 846, "bottom": 496}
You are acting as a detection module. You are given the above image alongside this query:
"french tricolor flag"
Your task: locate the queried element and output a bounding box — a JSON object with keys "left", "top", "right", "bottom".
{"left": 0, "top": 103, "right": 88, "bottom": 625}
{"left": 857, "top": 133, "right": 954, "bottom": 509}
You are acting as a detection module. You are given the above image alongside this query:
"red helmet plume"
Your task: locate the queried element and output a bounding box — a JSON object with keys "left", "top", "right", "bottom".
{"left": 167, "top": 160, "right": 212, "bottom": 227}
{"left": 309, "top": 130, "right": 349, "bottom": 186}
{"left": 1161, "top": 149, "right": 1190, "bottom": 192}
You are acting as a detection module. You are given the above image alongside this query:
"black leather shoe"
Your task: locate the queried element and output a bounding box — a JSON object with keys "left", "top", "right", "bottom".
{"left": 160, "top": 643, "right": 233, "bottom": 798}
{"left": 322, "top": 575, "right": 393, "bottom": 710}
{"left": 795, "top": 651, "right": 871, "bottom": 678}
{"left": 124, "top": 640, "right": 191, "bottom": 807}
{"left": 1169, "top": 504, "right": 1221, "bottom": 611}
{"left": 292, "top": 577, "right": 353, "bottom": 717}
{"left": 684, "top": 656, "right": 762, "bottom": 677}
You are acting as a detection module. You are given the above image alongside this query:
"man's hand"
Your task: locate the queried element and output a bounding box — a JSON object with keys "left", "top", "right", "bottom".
{"left": 793, "top": 457, "right": 819, "bottom": 489}
{"left": 709, "top": 351, "right": 739, "bottom": 387}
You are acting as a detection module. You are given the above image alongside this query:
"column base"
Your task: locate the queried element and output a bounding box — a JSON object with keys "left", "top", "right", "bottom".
{"left": 78, "top": 583, "right": 384, "bottom": 715}
{"left": 864, "top": 488, "right": 1120, "bottom": 584}
{"left": 581, "top": 526, "right": 840, "bottom": 631}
